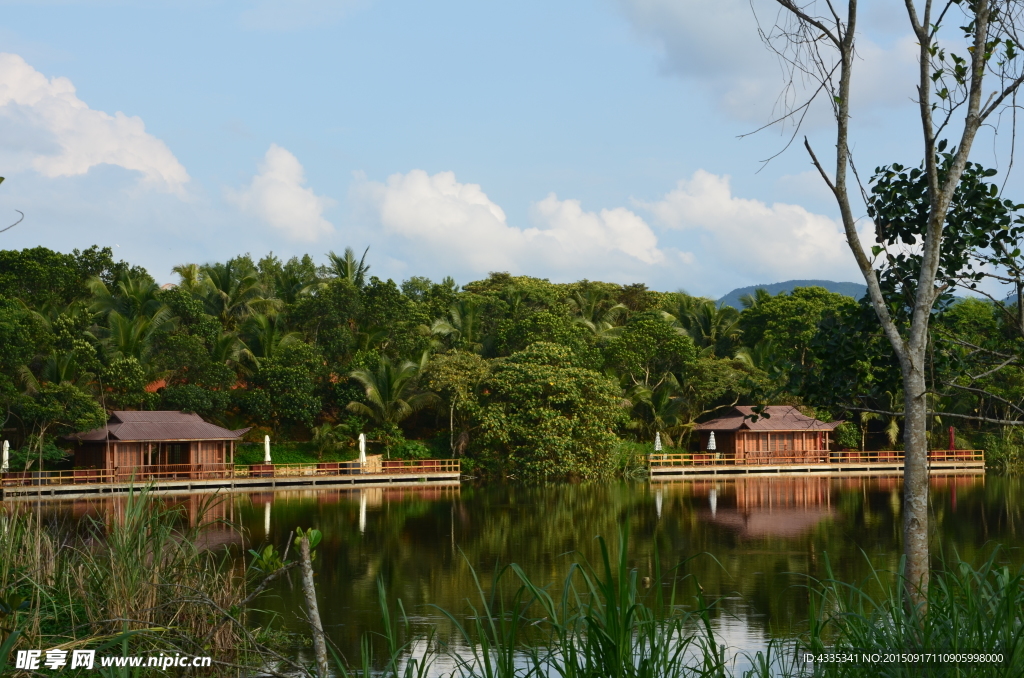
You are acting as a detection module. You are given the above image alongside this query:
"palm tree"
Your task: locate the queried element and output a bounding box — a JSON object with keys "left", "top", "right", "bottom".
{"left": 431, "top": 298, "right": 485, "bottom": 352}
{"left": 568, "top": 288, "right": 627, "bottom": 340}
{"left": 272, "top": 268, "right": 317, "bottom": 305}
{"left": 19, "top": 350, "right": 95, "bottom": 394}
{"left": 733, "top": 338, "right": 787, "bottom": 388}
{"left": 346, "top": 354, "right": 439, "bottom": 444}
{"left": 199, "top": 261, "right": 281, "bottom": 330}
{"left": 311, "top": 422, "right": 348, "bottom": 461}
{"left": 96, "top": 310, "right": 177, "bottom": 381}
{"left": 210, "top": 331, "right": 246, "bottom": 373}
{"left": 240, "top": 313, "right": 301, "bottom": 365}
{"left": 857, "top": 410, "right": 881, "bottom": 452}
{"left": 20, "top": 298, "right": 91, "bottom": 335}
{"left": 739, "top": 288, "right": 773, "bottom": 310}
{"left": 171, "top": 263, "right": 204, "bottom": 293}
{"left": 625, "top": 375, "right": 686, "bottom": 446}
{"left": 665, "top": 295, "right": 741, "bottom": 357}
{"left": 87, "top": 272, "right": 165, "bottom": 321}
{"left": 326, "top": 247, "right": 371, "bottom": 289}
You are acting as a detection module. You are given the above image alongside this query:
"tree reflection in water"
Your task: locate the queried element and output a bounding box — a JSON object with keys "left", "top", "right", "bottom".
{"left": 36, "top": 474, "right": 1022, "bottom": 663}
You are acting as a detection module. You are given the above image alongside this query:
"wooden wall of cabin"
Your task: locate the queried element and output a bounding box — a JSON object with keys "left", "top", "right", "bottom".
{"left": 74, "top": 444, "right": 106, "bottom": 470}
{"left": 697, "top": 431, "right": 736, "bottom": 456}
{"left": 736, "top": 431, "right": 831, "bottom": 462}
{"left": 75, "top": 440, "right": 228, "bottom": 470}
{"left": 193, "top": 441, "right": 225, "bottom": 466}
{"left": 112, "top": 442, "right": 145, "bottom": 469}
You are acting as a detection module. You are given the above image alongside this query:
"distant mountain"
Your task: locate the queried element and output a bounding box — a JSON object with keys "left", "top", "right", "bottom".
{"left": 717, "top": 280, "right": 868, "bottom": 309}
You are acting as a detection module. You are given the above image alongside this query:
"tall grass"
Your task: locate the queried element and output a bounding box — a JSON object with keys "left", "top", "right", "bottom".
{"left": 331, "top": 533, "right": 1024, "bottom": 678}
{"left": 0, "top": 489, "right": 289, "bottom": 676}
{"left": 797, "top": 551, "right": 1024, "bottom": 677}
{"left": 333, "top": 529, "right": 751, "bottom": 678}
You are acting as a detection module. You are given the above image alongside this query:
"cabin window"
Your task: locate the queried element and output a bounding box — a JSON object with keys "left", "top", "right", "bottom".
{"left": 770, "top": 434, "right": 795, "bottom": 452}
{"left": 168, "top": 443, "right": 187, "bottom": 465}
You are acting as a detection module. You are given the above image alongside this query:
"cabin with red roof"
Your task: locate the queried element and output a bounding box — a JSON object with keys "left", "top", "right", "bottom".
{"left": 694, "top": 406, "right": 841, "bottom": 464}
{"left": 67, "top": 411, "right": 249, "bottom": 479}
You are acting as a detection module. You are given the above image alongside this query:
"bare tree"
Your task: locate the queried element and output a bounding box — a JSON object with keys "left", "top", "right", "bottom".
{"left": 0, "top": 178, "right": 24, "bottom": 234}
{"left": 759, "top": 0, "right": 1024, "bottom": 602}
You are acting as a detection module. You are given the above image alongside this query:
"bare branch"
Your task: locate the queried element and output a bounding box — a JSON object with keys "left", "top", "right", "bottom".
{"left": 0, "top": 210, "right": 24, "bottom": 235}
{"left": 845, "top": 405, "right": 1024, "bottom": 425}
{"left": 939, "top": 381, "right": 1024, "bottom": 414}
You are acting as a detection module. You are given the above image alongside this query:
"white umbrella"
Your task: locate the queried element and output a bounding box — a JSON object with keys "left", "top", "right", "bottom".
{"left": 358, "top": 433, "right": 367, "bottom": 465}
{"left": 264, "top": 435, "right": 272, "bottom": 464}
{"left": 654, "top": 432, "right": 662, "bottom": 452}
{"left": 1, "top": 440, "right": 8, "bottom": 473}
{"left": 707, "top": 431, "right": 717, "bottom": 451}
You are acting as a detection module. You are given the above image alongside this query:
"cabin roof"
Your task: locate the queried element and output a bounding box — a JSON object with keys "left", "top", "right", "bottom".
{"left": 694, "top": 406, "right": 841, "bottom": 432}
{"left": 68, "top": 411, "right": 249, "bottom": 442}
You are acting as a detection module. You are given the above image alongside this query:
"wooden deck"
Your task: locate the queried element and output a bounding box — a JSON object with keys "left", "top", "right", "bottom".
{"left": 0, "top": 460, "right": 461, "bottom": 501}
{"left": 649, "top": 451, "right": 985, "bottom": 479}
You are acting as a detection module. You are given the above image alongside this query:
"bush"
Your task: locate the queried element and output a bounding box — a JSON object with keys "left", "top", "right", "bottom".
{"left": 392, "top": 439, "right": 432, "bottom": 459}
{"left": 833, "top": 421, "right": 859, "bottom": 449}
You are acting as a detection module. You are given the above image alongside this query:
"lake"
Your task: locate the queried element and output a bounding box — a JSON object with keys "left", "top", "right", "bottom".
{"left": 38, "top": 473, "right": 1024, "bottom": 669}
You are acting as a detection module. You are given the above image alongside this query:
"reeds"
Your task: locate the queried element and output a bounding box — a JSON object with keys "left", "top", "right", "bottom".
{"left": 797, "top": 551, "right": 1024, "bottom": 677}
{"left": 0, "top": 489, "right": 271, "bottom": 676}
{"left": 332, "top": 533, "right": 1024, "bottom": 678}
{"left": 3, "top": 494, "right": 1023, "bottom": 678}
{"left": 333, "top": 529, "right": 754, "bottom": 678}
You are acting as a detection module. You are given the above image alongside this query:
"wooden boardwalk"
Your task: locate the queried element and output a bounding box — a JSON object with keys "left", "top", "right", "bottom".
{"left": 0, "top": 460, "right": 460, "bottom": 501}
{"left": 649, "top": 451, "right": 985, "bottom": 480}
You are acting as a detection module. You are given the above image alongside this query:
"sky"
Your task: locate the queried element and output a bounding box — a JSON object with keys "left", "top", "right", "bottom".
{"left": 0, "top": 0, "right": 1019, "bottom": 298}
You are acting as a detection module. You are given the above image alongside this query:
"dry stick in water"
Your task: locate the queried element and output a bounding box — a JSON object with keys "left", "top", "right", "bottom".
{"left": 297, "top": 534, "right": 329, "bottom": 678}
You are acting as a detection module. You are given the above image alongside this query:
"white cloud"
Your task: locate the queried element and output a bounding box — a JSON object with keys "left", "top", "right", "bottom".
{"left": 530, "top": 195, "right": 664, "bottom": 265}
{"left": 0, "top": 53, "right": 189, "bottom": 191}
{"left": 227, "top": 144, "right": 335, "bottom": 241}
{"left": 616, "top": 0, "right": 918, "bottom": 123}
{"left": 353, "top": 169, "right": 667, "bottom": 278}
{"left": 640, "top": 170, "right": 860, "bottom": 281}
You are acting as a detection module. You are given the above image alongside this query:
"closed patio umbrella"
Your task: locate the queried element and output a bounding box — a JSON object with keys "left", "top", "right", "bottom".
{"left": 707, "top": 431, "right": 717, "bottom": 451}
{"left": 358, "top": 433, "right": 367, "bottom": 465}
{"left": 1, "top": 440, "right": 7, "bottom": 473}
{"left": 264, "top": 435, "right": 272, "bottom": 464}
{"left": 654, "top": 432, "right": 662, "bottom": 452}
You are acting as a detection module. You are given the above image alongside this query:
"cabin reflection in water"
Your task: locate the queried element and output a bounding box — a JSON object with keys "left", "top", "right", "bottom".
{"left": 662, "top": 475, "right": 985, "bottom": 538}
{"left": 54, "top": 494, "right": 242, "bottom": 550}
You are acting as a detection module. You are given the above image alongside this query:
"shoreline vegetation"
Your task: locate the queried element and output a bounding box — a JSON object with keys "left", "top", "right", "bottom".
{"left": 1, "top": 245, "right": 1022, "bottom": 481}
{"left": 0, "top": 488, "right": 1021, "bottom": 677}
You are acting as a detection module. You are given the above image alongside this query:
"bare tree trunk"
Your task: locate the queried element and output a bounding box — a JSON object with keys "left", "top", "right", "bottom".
{"left": 298, "top": 535, "right": 329, "bottom": 678}
{"left": 766, "top": 0, "right": 1014, "bottom": 608}
{"left": 902, "top": 355, "right": 930, "bottom": 596}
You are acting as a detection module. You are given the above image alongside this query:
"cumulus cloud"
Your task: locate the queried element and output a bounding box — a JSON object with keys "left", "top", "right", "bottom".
{"left": 227, "top": 144, "right": 335, "bottom": 241}
{"left": 0, "top": 53, "right": 189, "bottom": 191}
{"left": 353, "top": 169, "right": 667, "bottom": 277}
{"left": 640, "top": 170, "right": 860, "bottom": 281}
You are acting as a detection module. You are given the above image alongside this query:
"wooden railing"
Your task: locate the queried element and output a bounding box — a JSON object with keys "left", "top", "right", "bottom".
{"left": 0, "top": 459, "right": 461, "bottom": 488}
{"left": 649, "top": 450, "right": 984, "bottom": 467}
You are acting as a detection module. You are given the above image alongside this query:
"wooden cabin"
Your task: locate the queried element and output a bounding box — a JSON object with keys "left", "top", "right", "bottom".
{"left": 694, "top": 406, "right": 841, "bottom": 464}
{"left": 67, "top": 411, "right": 249, "bottom": 479}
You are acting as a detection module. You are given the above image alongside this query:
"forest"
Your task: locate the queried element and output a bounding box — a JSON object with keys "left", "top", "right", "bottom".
{"left": 0, "top": 242, "right": 1022, "bottom": 479}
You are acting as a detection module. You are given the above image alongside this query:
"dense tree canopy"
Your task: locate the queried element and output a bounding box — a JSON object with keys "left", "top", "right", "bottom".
{"left": 0, "top": 245, "right": 1021, "bottom": 477}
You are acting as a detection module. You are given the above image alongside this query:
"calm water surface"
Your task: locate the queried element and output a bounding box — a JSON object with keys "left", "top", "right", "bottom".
{"left": 43, "top": 475, "right": 1024, "bottom": 664}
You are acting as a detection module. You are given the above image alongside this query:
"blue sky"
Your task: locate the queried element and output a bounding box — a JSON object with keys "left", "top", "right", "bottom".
{"left": 0, "top": 0, "right": 1018, "bottom": 297}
